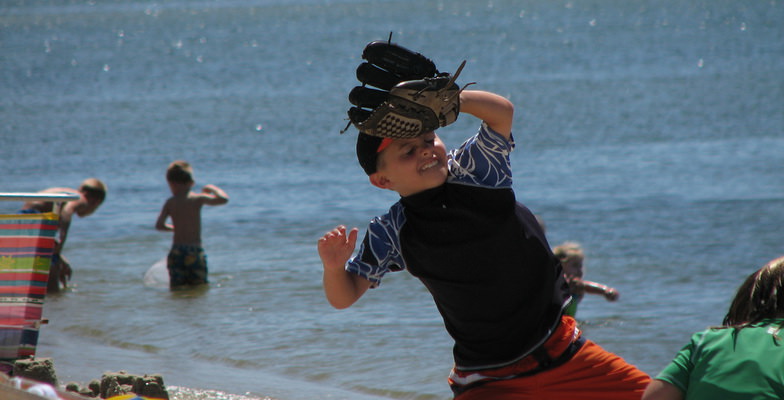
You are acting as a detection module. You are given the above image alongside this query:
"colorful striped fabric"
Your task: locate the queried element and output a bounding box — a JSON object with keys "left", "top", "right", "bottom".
{"left": 0, "top": 323, "right": 41, "bottom": 360}
{"left": 0, "top": 212, "right": 58, "bottom": 361}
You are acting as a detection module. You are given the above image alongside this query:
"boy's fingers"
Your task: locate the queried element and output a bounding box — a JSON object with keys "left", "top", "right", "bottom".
{"left": 319, "top": 226, "right": 348, "bottom": 242}
{"left": 347, "top": 228, "right": 359, "bottom": 246}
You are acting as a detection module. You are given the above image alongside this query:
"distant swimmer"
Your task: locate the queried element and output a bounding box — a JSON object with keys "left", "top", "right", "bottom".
{"left": 155, "top": 160, "right": 228, "bottom": 290}
{"left": 553, "top": 241, "right": 619, "bottom": 318}
{"left": 19, "top": 178, "right": 107, "bottom": 293}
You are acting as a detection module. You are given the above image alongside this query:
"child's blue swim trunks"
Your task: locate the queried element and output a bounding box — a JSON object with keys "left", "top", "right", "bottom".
{"left": 167, "top": 244, "right": 208, "bottom": 287}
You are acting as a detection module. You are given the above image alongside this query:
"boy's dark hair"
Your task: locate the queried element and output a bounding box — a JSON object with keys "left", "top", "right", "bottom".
{"left": 166, "top": 160, "right": 194, "bottom": 184}
{"left": 356, "top": 133, "right": 393, "bottom": 175}
{"left": 723, "top": 256, "right": 784, "bottom": 327}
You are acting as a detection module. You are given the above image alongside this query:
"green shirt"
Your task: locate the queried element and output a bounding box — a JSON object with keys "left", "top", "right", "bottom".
{"left": 656, "top": 319, "right": 784, "bottom": 400}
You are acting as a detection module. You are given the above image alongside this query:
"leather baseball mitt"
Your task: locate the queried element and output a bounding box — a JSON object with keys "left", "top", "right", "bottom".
{"left": 345, "top": 38, "right": 467, "bottom": 138}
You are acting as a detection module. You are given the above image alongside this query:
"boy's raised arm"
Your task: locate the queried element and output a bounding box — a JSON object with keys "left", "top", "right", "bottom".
{"left": 459, "top": 90, "right": 514, "bottom": 139}
{"left": 201, "top": 184, "right": 229, "bottom": 205}
{"left": 318, "top": 225, "right": 373, "bottom": 309}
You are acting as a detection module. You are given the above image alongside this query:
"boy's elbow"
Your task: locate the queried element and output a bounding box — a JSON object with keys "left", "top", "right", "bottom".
{"left": 328, "top": 300, "right": 350, "bottom": 310}
{"left": 506, "top": 99, "right": 515, "bottom": 116}
{"left": 489, "top": 100, "right": 515, "bottom": 137}
{"left": 499, "top": 98, "right": 515, "bottom": 123}
{"left": 327, "top": 297, "right": 355, "bottom": 310}
{"left": 324, "top": 287, "right": 360, "bottom": 309}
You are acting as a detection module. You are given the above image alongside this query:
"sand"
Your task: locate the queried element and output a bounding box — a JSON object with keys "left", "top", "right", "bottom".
{"left": 2, "top": 358, "right": 165, "bottom": 399}
{"left": 2, "top": 357, "right": 276, "bottom": 400}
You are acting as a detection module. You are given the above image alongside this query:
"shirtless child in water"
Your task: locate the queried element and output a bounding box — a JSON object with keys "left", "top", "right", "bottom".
{"left": 20, "top": 178, "right": 107, "bottom": 292}
{"left": 155, "top": 160, "right": 228, "bottom": 289}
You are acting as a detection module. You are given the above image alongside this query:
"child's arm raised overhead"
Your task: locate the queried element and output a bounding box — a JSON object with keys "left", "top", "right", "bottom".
{"left": 459, "top": 90, "right": 514, "bottom": 140}
{"left": 318, "top": 225, "right": 373, "bottom": 309}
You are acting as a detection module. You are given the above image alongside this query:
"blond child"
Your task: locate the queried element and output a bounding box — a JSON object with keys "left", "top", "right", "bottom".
{"left": 553, "top": 241, "right": 619, "bottom": 317}
{"left": 155, "top": 160, "right": 228, "bottom": 289}
{"left": 20, "top": 178, "right": 107, "bottom": 292}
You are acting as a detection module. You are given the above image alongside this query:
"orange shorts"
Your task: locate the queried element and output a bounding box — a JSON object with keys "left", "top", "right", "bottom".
{"left": 454, "top": 339, "right": 651, "bottom": 400}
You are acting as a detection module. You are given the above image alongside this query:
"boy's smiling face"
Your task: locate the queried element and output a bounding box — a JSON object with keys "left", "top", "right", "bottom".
{"left": 370, "top": 132, "right": 448, "bottom": 197}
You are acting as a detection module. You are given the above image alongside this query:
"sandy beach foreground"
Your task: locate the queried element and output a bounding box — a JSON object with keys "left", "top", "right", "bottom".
{"left": 1, "top": 358, "right": 277, "bottom": 400}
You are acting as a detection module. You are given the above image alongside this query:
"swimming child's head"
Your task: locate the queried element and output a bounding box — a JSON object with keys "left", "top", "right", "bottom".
{"left": 166, "top": 160, "right": 195, "bottom": 185}
{"left": 76, "top": 178, "right": 107, "bottom": 217}
{"left": 553, "top": 242, "right": 585, "bottom": 277}
{"left": 724, "top": 255, "right": 784, "bottom": 326}
{"left": 79, "top": 178, "right": 107, "bottom": 203}
{"left": 357, "top": 131, "right": 448, "bottom": 197}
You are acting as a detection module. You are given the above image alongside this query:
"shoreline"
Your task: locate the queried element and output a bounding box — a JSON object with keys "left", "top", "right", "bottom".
{"left": 2, "top": 357, "right": 278, "bottom": 400}
{"left": 3, "top": 354, "right": 398, "bottom": 400}
{"left": 34, "top": 329, "right": 401, "bottom": 400}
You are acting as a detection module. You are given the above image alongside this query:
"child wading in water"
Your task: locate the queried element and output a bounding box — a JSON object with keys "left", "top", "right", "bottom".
{"left": 20, "top": 178, "right": 108, "bottom": 292}
{"left": 553, "top": 241, "right": 619, "bottom": 317}
{"left": 318, "top": 40, "right": 650, "bottom": 399}
{"left": 156, "top": 160, "right": 228, "bottom": 289}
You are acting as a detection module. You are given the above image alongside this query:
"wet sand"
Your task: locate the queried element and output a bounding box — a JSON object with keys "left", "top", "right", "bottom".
{"left": 2, "top": 358, "right": 278, "bottom": 400}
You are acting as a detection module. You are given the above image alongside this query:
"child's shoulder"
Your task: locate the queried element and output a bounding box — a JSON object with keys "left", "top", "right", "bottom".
{"left": 167, "top": 192, "right": 200, "bottom": 204}
{"left": 187, "top": 191, "right": 222, "bottom": 206}
{"left": 41, "top": 187, "right": 79, "bottom": 195}
{"left": 447, "top": 123, "right": 514, "bottom": 188}
{"left": 368, "top": 201, "right": 405, "bottom": 232}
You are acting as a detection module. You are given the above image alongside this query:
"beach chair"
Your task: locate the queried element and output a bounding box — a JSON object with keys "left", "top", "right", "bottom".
{"left": 0, "top": 193, "right": 78, "bottom": 372}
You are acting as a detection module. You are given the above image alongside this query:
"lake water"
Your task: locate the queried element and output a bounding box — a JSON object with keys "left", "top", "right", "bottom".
{"left": 1, "top": 0, "right": 782, "bottom": 399}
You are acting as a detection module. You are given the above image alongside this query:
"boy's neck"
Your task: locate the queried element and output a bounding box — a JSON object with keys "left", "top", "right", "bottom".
{"left": 169, "top": 182, "right": 193, "bottom": 196}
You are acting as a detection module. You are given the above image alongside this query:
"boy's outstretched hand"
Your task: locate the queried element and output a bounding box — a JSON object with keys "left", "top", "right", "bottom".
{"left": 319, "top": 225, "right": 372, "bottom": 309}
{"left": 318, "top": 225, "right": 358, "bottom": 271}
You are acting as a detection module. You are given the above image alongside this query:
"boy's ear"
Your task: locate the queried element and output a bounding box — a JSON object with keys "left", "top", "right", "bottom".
{"left": 369, "top": 173, "right": 391, "bottom": 190}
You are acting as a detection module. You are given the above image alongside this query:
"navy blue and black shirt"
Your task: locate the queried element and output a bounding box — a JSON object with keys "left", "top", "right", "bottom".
{"left": 347, "top": 123, "right": 571, "bottom": 370}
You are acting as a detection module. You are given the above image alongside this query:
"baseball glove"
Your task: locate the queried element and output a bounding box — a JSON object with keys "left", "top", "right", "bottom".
{"left": 345, "top": 38, "right": 468, "bottom": 138}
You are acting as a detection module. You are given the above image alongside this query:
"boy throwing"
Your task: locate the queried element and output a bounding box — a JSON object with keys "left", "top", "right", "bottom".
{"left": 318, "top": 40, "right": 650, "bottom": 399}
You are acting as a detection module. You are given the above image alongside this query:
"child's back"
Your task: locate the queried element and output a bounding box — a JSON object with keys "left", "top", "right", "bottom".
{"left": 163, "top": 191, "right": 207, "bottom": 246}
{"left": 156, "top": 161, "right": 228, "bottom": 288}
